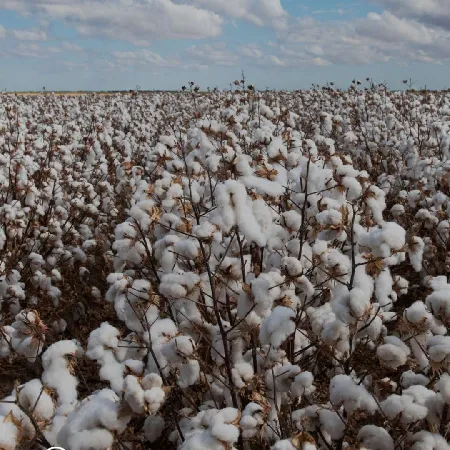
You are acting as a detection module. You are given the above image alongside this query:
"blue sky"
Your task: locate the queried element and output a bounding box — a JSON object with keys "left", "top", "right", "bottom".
{"left": 0, "top": 0, "right": 449, "bottom": 91}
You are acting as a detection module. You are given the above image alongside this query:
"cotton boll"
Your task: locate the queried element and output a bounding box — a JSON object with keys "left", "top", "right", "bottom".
{"left": 410, "top": 431, "right": 450, "bottom": 450}
{"left": 377, "top": 335, "right": 410, "bottom": 369}
{"left": 240, "top": 402, "right": 265, "bottom": 438}
{"left": 42, "top": 340, "right": 82, "bottom": 406}
{"left": 375, "top": 268, "right": 393, "bottom": 309}
{"left": 0, "top": 325, "right": 14, "bottom": 358}
{"left": 427, "top": 335, "right": 450, "bottom": 368}
{"left": 349, "top": 287, "right": 371, "bottom": 319}
{"left": 329, "top": 375, "right": 377, "bottom": 414}
{"left": 211, "top": 407, "right": 240, "bottom": 443}
{"left": 291, "top": 372, "right": 315, "bottom": 400}
{"left": 0, "top": 417, "right": 20, "bottom": 450}
{"left": 318, "top": 409, "right": 346, "bottom": 440}
{"left": 57, "top": 389, "right": 131, "bottom": 450}
{"left": 282, "top": 257, "right": 303, "bottom": 277}
{"left": 18, "top": 378, "right": 55, "bottom": 421}
{"left": 144, "top": 386, "right": 166, "bottom": 414}
{"left": 123, "top": 375, "right": 146, "bottom": 414}
{"left": 180, "top": 408, "right": 240, "bottom": 449}
{"left": 390, "top": 204, "right": 404, "bottom": 218}
{"left": 357, "top": 425, "right": 394, "bottom": 450}
{"left": 426, "top": 287, "right": 450, "bottom": 324}
{"left": 436, "top": 373, "right": 450, "bottom": 404}
{"left": 404, "top": 301, "right": 445, "bottom": 335}
{"left": 178, "top": 359, "right": 200, "bottom": 389}
{"left": 143, "top": 415, "right": 165, "bottom": 443}
{"left": 271, "top": 440, "right": 296, "bottom": 450}
{"left": 10, "top": 309, "right": 47, "bottom": 361}
{"left": 282, "top": 210, "right": 303, "bottom": 232}
{"left": 86, "top": 322, "right": 123, "bottom": 368}
{"left": 259, "top": 306, "right": 295, "bottom": 348}
{"left": 408, "top": 236, "right": 425, "bottom": 272}
{"left": 381, "top": 385, "right": 434, "bottom": 425}
{"left": 0, "top": 395, "right": 35, "bottom": 442}
{"left": 400, "top": 371, "right": 430, "bottom": 389}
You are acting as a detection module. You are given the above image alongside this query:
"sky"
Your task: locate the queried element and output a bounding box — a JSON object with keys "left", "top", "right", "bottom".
{"left": 0, "top": 0, "right": 450, "bottom": 91}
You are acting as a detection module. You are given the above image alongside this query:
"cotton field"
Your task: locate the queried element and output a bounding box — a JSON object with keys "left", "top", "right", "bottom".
{"left": 1, "top": 85, "right": 450, "bottom": 450}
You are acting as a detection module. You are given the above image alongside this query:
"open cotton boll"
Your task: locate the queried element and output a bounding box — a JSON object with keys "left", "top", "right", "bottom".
{"left": 427, "top": 335, "right": 450, "bottom": 367}
{"left": 123, "top": 375, "right": 146, "bottom": 414}
{"left": 318, "top": 409, "right": 346, "bottom": 440}
{"left": 143, "top": 415, "right": 165, "bottom": 443}
{"left": 178, "top": 359, "right": 201, "bottom": 389}
{"left": 374, "top": 268, "right": 393, "bottom": 309}
{"left": 364, "top": 185, "right": 386, "bottom": 223}
{"left": 330, "top": 375, "right": 377, "bottom": 414}
{"left": 270, "top": 440, "right": 296, "bottom": 450}
{"left": 57, "top": 389, "right": 131, "bottom": 450}
{"left": 180, "top": 408, "right": 240, "bottom": 450}
{"left": 436, "top": 373, "right": 450, "bottom": 404}
{"left": 159, "top": 273, "right": 201, "bottom": 300}
{"left": 265, "top": 364, "right": 301, "bottom": 395}
{"left": 240, "top": 175, "right": 285, "bottom": 197}
{"left": 238, "top": 271, "right": 285, "bottom": 323}
{"left": 214, "top": 180, "right": 267, "bottom": 246}
{"left": 400, "top": 371, "right": 430, "bottom": 389}
{"left": 162, "top": 335, "right": 195, "bottom": 361}
{"left": 282, "top": 210, "right": 303, "bottom": 232}
{"left": 0, "top": 417, "right": 20, "bottom": 450}
{"left": 408, "top": 236, "right": 425, "bottom": 272}
{"left": 211, "top": 407, "right": 240, "bottom": 443}
{"left": 0, "top": 393, "right": 35, "bottom": 445}
{"left": 240, "top": 402, "right": 265, "bottom": 438}
{"left": 377, "top": 335, "right": 410, "bottom": 369}
{"left": 18, "top": 378, "right": 55, "bottom": 421}
{"left": 259, "top": 306, "right": 295, "bottom": 348}
{"left": 380, "top": 385, "right": 434, "bottom": 425}
{"left": 410, "top": 431, "right": 450, "bottom": 450}
{"left": 426, "top": 287, "right": 450, "bottom": 323}
{"left": 42, "top": 340, "right": 82, "bottom": 406}
{"left": 349, "top": 287, "right": 372, "bottom": 319}
{"left": 404, "top": 301, "right": 446, "bottom": 335}
{"left": 291, "top": 372, "right": 315, "bottom": 399}
{"left": 359, "top": 222, "right": 406, "bottom": 258}
{"left": 357, "top": 425, "right": 394, "bottom": 450}
{"left": 86, "top": 322, "right": 125, "bottom": 394}
{"left": 282, "top": 257, "right": 303, "bottom": 277}
{"left": 10, "top": 309, "right": 47, "bottom": 361}
{"left": 0, "top": 325, "right": 14, "bottom": 358}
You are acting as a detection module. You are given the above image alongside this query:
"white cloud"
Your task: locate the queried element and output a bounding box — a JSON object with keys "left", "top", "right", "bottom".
{"left": 12, "top": 29, "right": 47, "bottom": 41}
{"left": 3, "top": 0, "right": 224, "bottom": 44}
{"left": 356, "top": 11, "right": 436, "bottom": 45}
{"left": 8, "top": 42, "right": 48, "bottom": 58}
{"left": 184, "top": 0, "right": 288, "bottom": 29}
{"left": 62, "top": 61, "right": 89, "bottom": 71}
{"left": 269, "top": 11, "right": 450, "bottom": 67}
{"left": 61, "top": 42, "right": 83, "bottom": 52}
{"left": 0, "top": 25, "right": 6, "bottom": 38}
{"left": 239, "top": 44, "right": 264, "bottom": 59}
{"left": 47, "top": 42, "right": 84, "bottom": 54}
{"left": 312, "top": 9, "right": 345, "bottom": 15}
{"left": 113, "top": 49, "right": 180, "bottom": 67}
{"left": 185, "top": 43, "right": 239, "bottom": 66}
{"left": 375, "top": 0, "right": 450, "bottom": 30}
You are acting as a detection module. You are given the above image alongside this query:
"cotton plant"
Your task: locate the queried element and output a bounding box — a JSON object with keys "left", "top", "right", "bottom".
{"left": 56, "top": 389, "right": 132, "bottom": 450}
{"left": 9, "top": 309, "right": 47, "bottom": 361}
{"left": 176, "top": 407, "right": 241, "bottom": 450}
{"left": 2, "top": 87, "right": 450, "bottom": 448}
